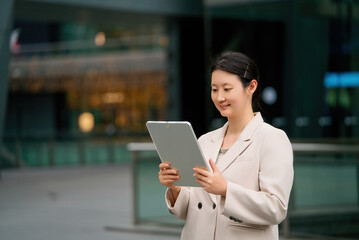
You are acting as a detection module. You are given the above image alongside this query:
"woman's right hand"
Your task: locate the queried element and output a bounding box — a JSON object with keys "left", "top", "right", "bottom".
{"left": 158, "top": 162, "right": 181, "bottom": 190}
{"left": 159, "top": 162, "right": 181, "bottom": 206}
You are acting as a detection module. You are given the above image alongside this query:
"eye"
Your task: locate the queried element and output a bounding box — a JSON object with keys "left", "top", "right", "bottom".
{"left": 212, "top": 88, "right": 217, "bottom": 92}
{"left": 224, "top": 88, "right": 231, "bottom": 92}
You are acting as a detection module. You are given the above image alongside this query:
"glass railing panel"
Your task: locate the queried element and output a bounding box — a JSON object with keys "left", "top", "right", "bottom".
{"left": 130, "top": 146, "right": 184, "bottom": 226}
{"left": 291, "top": 149, "right": 359, "bottom": 239}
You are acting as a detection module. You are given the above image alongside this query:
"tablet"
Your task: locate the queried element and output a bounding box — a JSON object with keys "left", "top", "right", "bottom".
{"left": 146, "top": 121, "right": 211, "bottom": 187}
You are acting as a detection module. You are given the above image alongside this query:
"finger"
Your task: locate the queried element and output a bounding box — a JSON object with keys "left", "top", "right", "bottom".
{"left": 209, "top": 159, "right": 218, "bottom": 173}
{"left": 194, "top": 166, "right": 208, "bottom": 171}
{"left": 160, "top": 166, "right": 179, "bottom": 174}
{"left": 160, "top": 168, "right": 178, "bottom": 174}
{"left": 160, "top": 172, "right": 180, "bottom": 179}
{"left": 193, "top": 167, "right": 211, "bottom": 177}
{"left": 161, "top": 177, "right": 180, "bottom": 185}
{"left": 161, "top": 175, "right": 180, "bottom": 181}
{"left": 159, "top": 162, "right": 170, "bottom": 169}
{"left": 160, "top": 168, "right": 178, "bottom": 175}
{"left": 193, "top": 172, "right": 208, "bottom": 182}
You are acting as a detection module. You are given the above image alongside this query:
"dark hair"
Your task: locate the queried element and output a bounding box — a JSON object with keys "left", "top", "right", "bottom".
{"left": 211, "top": 51, "right": 261, "bottom": 110}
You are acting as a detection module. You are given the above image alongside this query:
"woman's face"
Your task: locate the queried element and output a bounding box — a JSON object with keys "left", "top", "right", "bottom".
{"left": 211, "top": 69, "right": 253, "bottom": 119}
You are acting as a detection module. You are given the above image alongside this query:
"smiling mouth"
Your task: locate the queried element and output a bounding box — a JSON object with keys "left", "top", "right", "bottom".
{"left": 219, "top": 104, "right": 230, "bottom": 109}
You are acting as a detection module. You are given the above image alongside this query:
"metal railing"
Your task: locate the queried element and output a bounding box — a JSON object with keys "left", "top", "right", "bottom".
{"left": 1, "top": 138, "right": 133, "bottom": 168}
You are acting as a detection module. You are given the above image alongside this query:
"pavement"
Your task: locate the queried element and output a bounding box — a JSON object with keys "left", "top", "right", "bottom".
{"left": 0, "top": 165, "right": 313, "bottom": 240}
{"left": 0, "top": 165, "right": 180, "bottom": 240}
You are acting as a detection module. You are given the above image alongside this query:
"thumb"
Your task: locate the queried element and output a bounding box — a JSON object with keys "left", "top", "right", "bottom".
{"left": 209, "top": 159, "right": 219, "bottom": 173}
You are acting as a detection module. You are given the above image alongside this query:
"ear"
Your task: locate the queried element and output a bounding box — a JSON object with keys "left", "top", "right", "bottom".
{"left": 246, "top": 79, "right": 258, "bottom": 95}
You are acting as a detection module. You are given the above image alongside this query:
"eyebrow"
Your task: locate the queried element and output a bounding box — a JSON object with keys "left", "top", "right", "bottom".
{"left": 211, "top": 83, "right": 231, "bottom": 87}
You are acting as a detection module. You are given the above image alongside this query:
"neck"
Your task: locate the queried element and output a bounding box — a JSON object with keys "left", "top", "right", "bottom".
{"left": 226, "top": 108, "right": 255, "bottom": 136}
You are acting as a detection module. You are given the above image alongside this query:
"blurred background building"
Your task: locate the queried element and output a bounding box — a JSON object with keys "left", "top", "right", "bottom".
{"left": 1, "top": 0, "right": 359, "bottom": 239}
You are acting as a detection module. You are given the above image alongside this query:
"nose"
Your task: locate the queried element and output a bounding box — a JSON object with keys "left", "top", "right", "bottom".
{"left": 216, "top": 91, "right": 225, "bottom": 102}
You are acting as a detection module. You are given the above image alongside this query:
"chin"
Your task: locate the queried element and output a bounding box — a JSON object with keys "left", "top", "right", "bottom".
{"left": 219, "top": 111, "right": 230, "bottom": 117}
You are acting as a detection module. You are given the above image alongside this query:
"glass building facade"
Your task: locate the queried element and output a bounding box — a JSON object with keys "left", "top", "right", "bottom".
{"left": 206, "top": 0, "right": 359, "bottom": 139}
{"left": 7, "top": 21, "right": 169, "bottom": 137}
{"left": 4, "top": 0, "right": 359, "bottom": 140}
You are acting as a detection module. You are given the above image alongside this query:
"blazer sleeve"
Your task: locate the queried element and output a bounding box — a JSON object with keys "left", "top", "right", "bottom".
{"left": 218, "top": 128, "right": 294, "bottom": 225}
{"left": 165, "top": 187, "right": 190, "bottom": 220}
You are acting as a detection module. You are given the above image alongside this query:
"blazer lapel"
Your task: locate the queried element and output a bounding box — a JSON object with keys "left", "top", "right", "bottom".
{"left": 217, "top": 112, "right": 264, "bottom": 173}
{"left": 216, "top": 139, "right": 252, "bottom": 173}
{"left": 205, "top": 123, "right": 228, "bottom": 204}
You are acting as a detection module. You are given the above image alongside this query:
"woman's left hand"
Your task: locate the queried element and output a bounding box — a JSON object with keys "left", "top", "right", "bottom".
{"left": 193, "top": 159, "right": 227, "bottom": 197}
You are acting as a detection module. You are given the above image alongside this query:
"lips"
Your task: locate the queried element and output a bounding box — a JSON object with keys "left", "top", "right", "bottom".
{"left": 219, "top": 104, "right": 230, "bottom": 110}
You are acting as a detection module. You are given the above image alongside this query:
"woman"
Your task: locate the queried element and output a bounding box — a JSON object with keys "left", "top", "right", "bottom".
{"left": 158, "top": 51, "right": 293, "bottom": 240}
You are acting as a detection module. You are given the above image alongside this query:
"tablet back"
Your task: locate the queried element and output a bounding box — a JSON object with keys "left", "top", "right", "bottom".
{"left": 146, "top": 121, "right": 210, "bottom": 187}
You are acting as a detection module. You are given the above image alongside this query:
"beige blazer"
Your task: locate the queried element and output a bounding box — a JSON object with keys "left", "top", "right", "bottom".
{"left": 165, "top": 113, "right": 294, "bottom": 240}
